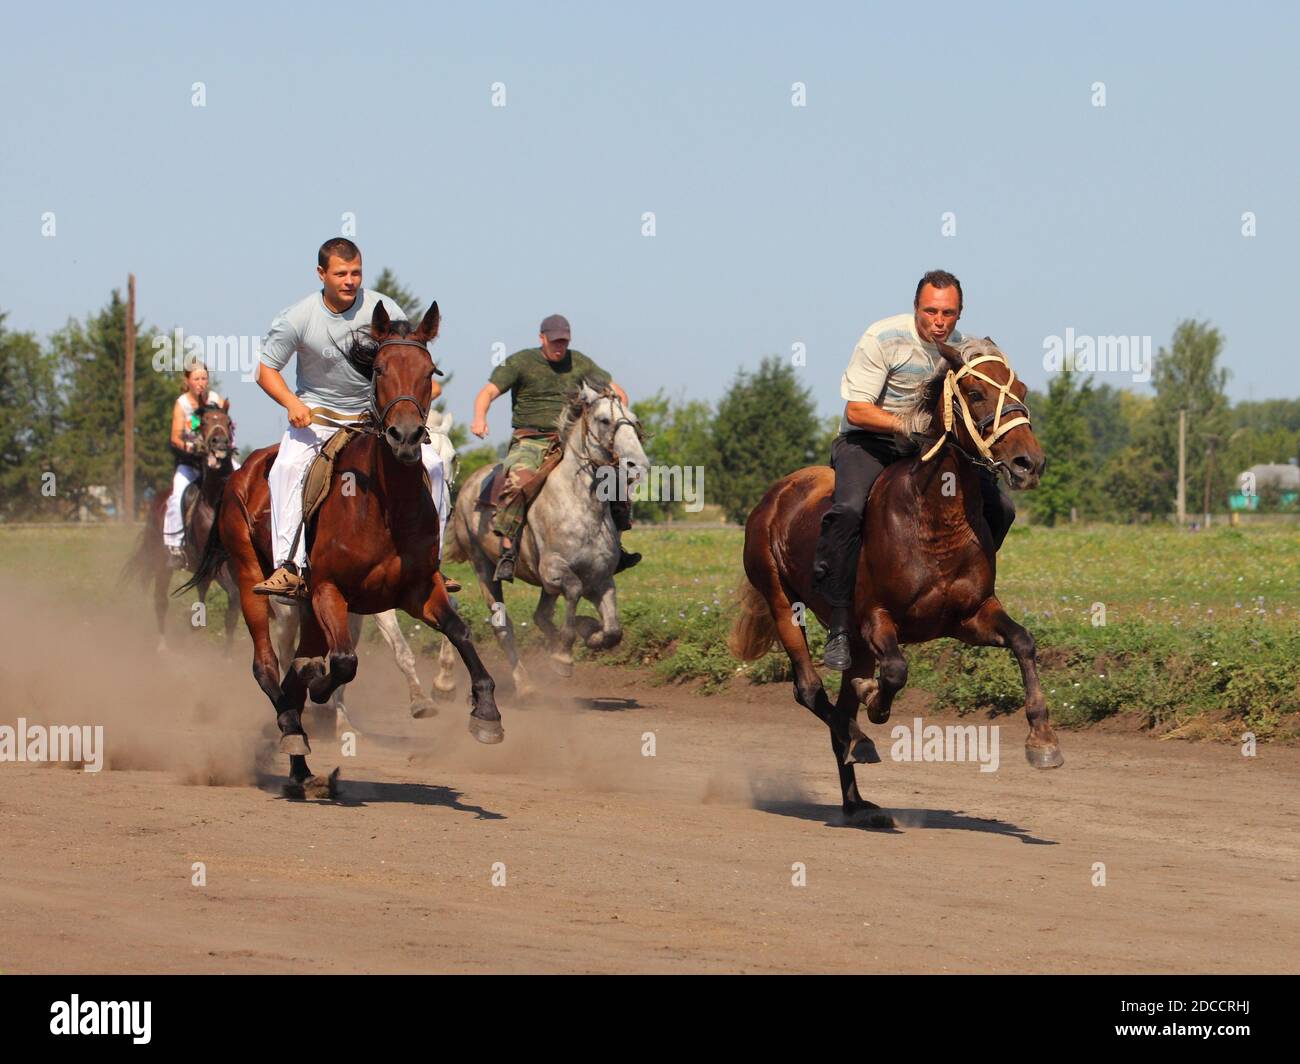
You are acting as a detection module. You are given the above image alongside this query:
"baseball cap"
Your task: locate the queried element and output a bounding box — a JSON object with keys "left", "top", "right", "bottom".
{"left": 539, "top": 314, "right": 571, "bottom": 341}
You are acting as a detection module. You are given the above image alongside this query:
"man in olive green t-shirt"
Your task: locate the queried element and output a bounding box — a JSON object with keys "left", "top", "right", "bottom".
{"left": 471, "top": 313, "right": 638, "bottom": 582}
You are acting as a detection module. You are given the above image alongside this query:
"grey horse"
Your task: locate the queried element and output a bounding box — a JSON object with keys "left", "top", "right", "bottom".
{"left": 439, "top": 384, "right": 649, "bottom": 697}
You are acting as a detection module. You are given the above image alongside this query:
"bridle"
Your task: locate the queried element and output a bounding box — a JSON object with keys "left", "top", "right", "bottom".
{"left": 919, "top": 353, "right": 1031, "bottom": 473}
{"left": 574, "top": 394, "right": 644, "bottom": 472}
{"left": 366, "top": 337, "right": 443, "bottom": 444}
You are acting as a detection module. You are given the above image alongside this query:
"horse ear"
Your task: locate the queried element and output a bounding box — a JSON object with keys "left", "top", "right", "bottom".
{"left": 415, "top": 300, "right": 440, "bottom": 342}
{"left": 934, "top": 339, "right": 964, "bottom": 369}
{"left": 372, "top": 300, "right": 391, "bottom": 334}
{"left": 221, "top": 397, "right": 230, "bottom": 412}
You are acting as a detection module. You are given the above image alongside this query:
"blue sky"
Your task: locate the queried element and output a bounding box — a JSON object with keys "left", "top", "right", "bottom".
{"left": 1, "top": 1, "right": 1295, "bottom": 450}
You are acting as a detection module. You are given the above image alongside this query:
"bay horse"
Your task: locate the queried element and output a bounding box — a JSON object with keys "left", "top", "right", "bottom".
{"left": 122, "top": 401, "right": 239, "bottom": 654}
{"left": 729, "top": 337, "right": 1062, "bottom": 820}
{"left": 185, "top": 301, "right": 502, "bottom": 796}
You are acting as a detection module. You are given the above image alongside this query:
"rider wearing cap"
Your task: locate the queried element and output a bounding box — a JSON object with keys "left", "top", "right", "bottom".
{"left": 252, "top": 238, "right": 451, "bottom": 598}
{"left": 813, "top": 270, "right": 1016, "bottom": 670}
{"left": 470, "top": 313, "right": 640, "bottom": 583}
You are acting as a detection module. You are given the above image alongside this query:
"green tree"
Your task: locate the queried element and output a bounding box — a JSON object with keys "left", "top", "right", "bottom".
{"left": 1029, "top": 368, "right": 1091, "bottom": 525}
{"left": 631, "top": 391, "right": 717, "bottom": 521}
{"left": 1145, "top": 320, "right": 1231, "bottom": 516}
{"left": 0, "top": 313, "right": 60, "bottom": 519}
{"left": 711, "top": 356, "right": 821, "bottom": 524}
{"left": 47, "top": 290, "right": 175, "bottom": 519}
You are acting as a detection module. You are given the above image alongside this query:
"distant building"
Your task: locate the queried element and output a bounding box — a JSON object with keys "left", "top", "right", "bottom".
{"left": 1228, "top": 460, "right": 1300, "bottom": 511}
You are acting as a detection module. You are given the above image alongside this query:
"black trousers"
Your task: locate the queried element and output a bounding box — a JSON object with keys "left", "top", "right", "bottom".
{"left": 811, "top": 431, "right": 1016, "bottom": 609}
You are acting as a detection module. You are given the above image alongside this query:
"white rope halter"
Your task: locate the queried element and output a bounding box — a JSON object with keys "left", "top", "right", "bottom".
{"left": 920, "top": 352, "right": 1032, "bottom": 464}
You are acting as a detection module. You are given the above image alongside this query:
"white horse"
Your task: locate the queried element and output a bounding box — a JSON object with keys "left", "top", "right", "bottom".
{"left": 268, "top": 407, "right": 460, "bottom": 735}
{"left": 439, "top": 384, "right": 648, "bottom": 696}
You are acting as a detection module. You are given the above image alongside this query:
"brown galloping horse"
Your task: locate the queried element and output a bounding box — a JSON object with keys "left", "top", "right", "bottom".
{"left": 729, "top": 337, "right": 1062, "bottom": 819}
{"left": 122, "top": 401, "right": 239, "bottom": 653}
{"left": 184, "top": 302, "right": 503, "bottom": 796}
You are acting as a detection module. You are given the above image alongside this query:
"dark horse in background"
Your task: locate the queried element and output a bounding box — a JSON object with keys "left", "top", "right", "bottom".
{"left": 183, "top": 301, "right": 503, "bottom": 797}
{"left": 730, "top": 337, "right": 1062, "bottom": 822}
{"left": 122, "top": 401, "right": 239, "bottom": 654}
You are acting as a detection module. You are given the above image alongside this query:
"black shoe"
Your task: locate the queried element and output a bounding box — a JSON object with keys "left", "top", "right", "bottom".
{"left": 822, "top": 629, "right": 852, "bottom": 671}
{"left": 493, "top": 550, "right": 516, "bottom": 583}
{"left": 614, "top": 548, "right": 642, "bottom": 574}
{"left": 166, "top": 546, "right": 187, "bottom": 571}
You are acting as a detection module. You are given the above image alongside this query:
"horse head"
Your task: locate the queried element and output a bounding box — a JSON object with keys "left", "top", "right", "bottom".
{"left": 196, "top": 399, "right": 234, "bottom": 468}
{"left": 925, "top": 337, "right": 1045, "bottom": 489}
{"left": 349, "top": 301, "right": 442, "bottom": 465}
{"left": 560, "top": 382, "right": 649, "bottom": 493}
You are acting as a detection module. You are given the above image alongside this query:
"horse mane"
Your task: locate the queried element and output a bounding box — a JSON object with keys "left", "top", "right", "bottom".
{"left": 555, "top": 378, "right": 619, "bottom": 437}
{"left": 342, "top": 319, "right": 420, "bottom": 380}
{"left": 898, "top": 335, "right": 1004, "bottom": 425}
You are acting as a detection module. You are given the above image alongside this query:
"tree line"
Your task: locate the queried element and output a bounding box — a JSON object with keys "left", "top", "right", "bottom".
{"left": 1, "top": 286, "right": 1291, "bottom": 525}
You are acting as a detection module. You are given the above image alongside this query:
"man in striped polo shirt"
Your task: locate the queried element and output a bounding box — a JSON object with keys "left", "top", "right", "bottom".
{"left": 813, "top": 270, "right": 1016, "bottom": 670}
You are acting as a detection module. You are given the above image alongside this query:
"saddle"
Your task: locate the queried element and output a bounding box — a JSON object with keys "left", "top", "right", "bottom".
{"left": 302, "top": 418, "right": 365, "bottom": 529}
{"left": 474, "top": 431, "right": 565, "bottom": 514}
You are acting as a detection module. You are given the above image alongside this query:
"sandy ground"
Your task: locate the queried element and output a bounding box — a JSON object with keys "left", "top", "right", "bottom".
{"left": 1, "top": 588, "right": 1297, "bottom": 974}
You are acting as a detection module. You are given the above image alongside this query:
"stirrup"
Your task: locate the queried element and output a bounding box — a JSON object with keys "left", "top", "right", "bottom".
{"left": 493, "top": 550, "right": 516, "bottom": 583}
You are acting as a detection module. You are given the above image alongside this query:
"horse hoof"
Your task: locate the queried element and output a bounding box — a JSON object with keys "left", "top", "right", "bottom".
{"left": 865, "top": 698, "right": 891, "bottom": 725}
{"left": 293, "top": 656, "right": 328, "bottom": 684}
{"left": 467, "top": 716, "right": 505, "bottom": 745}
{"left": 548, "top": 656, "right": 574, "bottom": 677}
{"left": 410, "top": 697, "right": 440, "bottom": 719}
{"left": 431, "top": 683, "right": 457, "bottom": 703}
{"left": 302, "top": 768, "right": 340, "bottom": 800}
{"left": 1025, "top": 743, "right": 1064, "bottom": 769}
{"left": 279, "top": 733, "right": 311, "bottom": 756}
{"left": 849, "top": 737, "right": 881, "bottom": 765}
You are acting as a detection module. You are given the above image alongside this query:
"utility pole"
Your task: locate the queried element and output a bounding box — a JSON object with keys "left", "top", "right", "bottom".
{"left": 1176, "top": 408, "right": 1186, "bottom": 526}
{"left": 123, "top": 274, "right": 136, "bottom": 522}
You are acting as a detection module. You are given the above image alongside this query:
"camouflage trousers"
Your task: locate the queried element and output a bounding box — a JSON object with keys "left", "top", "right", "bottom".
{"left": 491, "top": 435, "right": 556, "bottom": 543}
{"left": 490, "top": 433, "right": 635, "bottom": 544}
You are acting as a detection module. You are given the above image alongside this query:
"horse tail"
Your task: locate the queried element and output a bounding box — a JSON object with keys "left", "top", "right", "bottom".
{"left": 728, "top": 576, "right": 777, "bottom": 661}
{"left": 175, "top": 491, "right": 227, "bottom": 597}
{"left": 118, "top": 497, "right": 165, "bottom": 591}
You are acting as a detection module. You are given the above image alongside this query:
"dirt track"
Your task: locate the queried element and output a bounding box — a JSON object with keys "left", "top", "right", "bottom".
{"left": 1, "top": 591, "right": 1297, "bottom": 974}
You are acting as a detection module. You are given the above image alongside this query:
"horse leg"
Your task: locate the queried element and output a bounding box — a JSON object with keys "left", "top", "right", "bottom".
{"left": 414, "top": 577, "right": 503, "bottom": 745}
{"left": 960, "top": 598, "right": 1063, "bottom": 769}
{"left": 582, "top": 580, "right": 622, "bottom": 650}
{"left": 300, "top": 582, "right": 357, "bottom": 707}
{"left": 432, "top": 635, "right": 460, "bottom": 705}
{"left": 278, "top": 609, "right": 329, "bottom": 794}
{"left": 864, "top": 609, "right": 908, "bottom": 725}
{"left": 835, "top": 636, "right": 883, "bottom": 771}
{"left": 373, "top": 609, "right": 437, "bottom": 718}
{"left": 762, "top": 583, "right": 871, "bottom": 813}
{"left": 326, "top": 613, "right": 364, "bottom": 738}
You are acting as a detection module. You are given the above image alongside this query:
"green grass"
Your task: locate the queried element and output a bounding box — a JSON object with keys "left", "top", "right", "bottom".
{"left": 4, "top": 521, "right": 1298, "bottom": 739}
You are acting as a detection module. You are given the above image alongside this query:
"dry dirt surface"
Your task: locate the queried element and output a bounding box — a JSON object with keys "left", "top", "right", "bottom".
{"left": 1, "top": 587, "right": 1297, "bottom": 974}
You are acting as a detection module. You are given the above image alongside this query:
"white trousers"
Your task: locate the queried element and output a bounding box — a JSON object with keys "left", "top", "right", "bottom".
{"left": 268, "top": 423, "right": 449, "bottom": 569}
{"left": 163, "top": 457, "right": 240, "bottom": 548}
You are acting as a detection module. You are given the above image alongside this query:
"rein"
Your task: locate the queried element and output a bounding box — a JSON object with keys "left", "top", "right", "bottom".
{"left": 919, "top": 353, "right": 1031, "bottom": 473}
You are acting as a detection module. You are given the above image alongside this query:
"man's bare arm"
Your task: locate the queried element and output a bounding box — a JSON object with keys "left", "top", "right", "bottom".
{"left": 843, "top": 401, "right": 906, "bottom": 435}
{"left": 256, "top": 364, "right": 312, "bottom": 428}
{"left": 470, "top": 382, "right": 500, "bottom": 438}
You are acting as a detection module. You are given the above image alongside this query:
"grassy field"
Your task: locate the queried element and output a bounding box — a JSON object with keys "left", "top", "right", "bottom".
{"left": 5, "top": 521, "right": 1298, "bottom": 741}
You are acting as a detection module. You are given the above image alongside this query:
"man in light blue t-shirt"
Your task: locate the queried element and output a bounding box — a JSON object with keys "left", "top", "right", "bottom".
{"left": 251, "top": 237, "right": 451, "bottom": 598}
